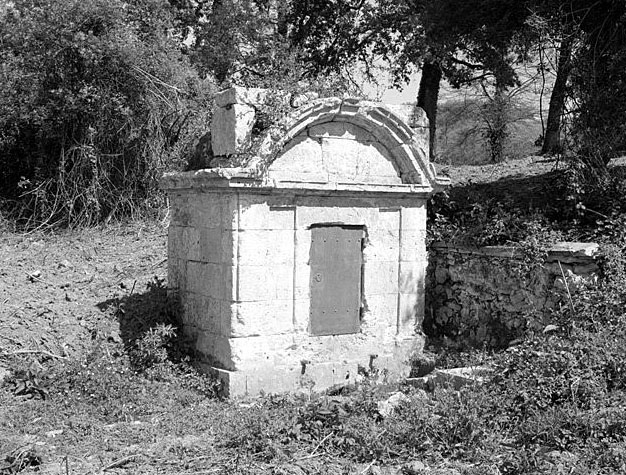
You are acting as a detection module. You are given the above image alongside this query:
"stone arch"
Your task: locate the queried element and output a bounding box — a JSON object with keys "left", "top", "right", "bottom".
{"left": 248, "top": 98, "right": 445, "bottom": 189}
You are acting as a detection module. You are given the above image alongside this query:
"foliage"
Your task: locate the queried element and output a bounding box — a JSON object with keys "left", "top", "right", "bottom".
{"left": 567, "top": 0, "right": 626, "bottom": 166}
{"left": 0, "top": 0, "right": 215, "bottom": 228}
{"left": 436, "top": 88, "right": 542, "bottom": 166}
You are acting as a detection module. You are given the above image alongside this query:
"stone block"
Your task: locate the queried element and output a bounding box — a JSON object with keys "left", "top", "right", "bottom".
{"left": 363, "top": 261, "right": 398, "bottom": 295}
{"left": 243, "top": 366, "right": 302, "bottom": 396}
{"left": 214, "top": 86, "right": 267, "bottom": 108}
{"left": 268, "top": 135, "right": 328, "bottom": 183}
{"left": 362, "top": 293, "right": 398, "bottom": 328}
{"left": 292, "top": 298, "right": 311, "bottom": 333}
{"left": 228, "top": 299, "right": 294, "bottom": 337}
{"left": 547, "top": 242, "right": 599, "bottom": 260}
{"left": 363, "top": 229, "right": 399, "bottom": 262}
{"left": 321, "top": 137, "right": 401, "bottom": 184}
{"left": 168, "top": 226, "right": 183, "bottom": 259}
{"left": 367, "top": 226, "right": 399, "bottom": 260}
{"left": 169, "top": 193, "right": 192, "bottom": 226}
{"left": 182, "top": 292, "right": 222, "bottom": 332}
{"left": 228, "top": 334, "right": 296, "bottom": 371}
{"left": 398, "top": 292, "right": 422, "bottom": 335}
{"left": 238, "top": 197, "right": 295, "bottom": 230}
{"left": 376, "top": 207, "right": 401, "bottom": 230}
{"left": 295, "top": 205, "right": 371, "bottom": 230}
{"left": 292, "top": 332, "right": 383, "bottom": 365}
{"left": 167, "top": 257, "right": 186, "bottom": 292}
{"left": 294, "top": 229, "right": 312, "bottom": 265}
{"left": 293, "top": 262, "right": 311, "bottom": 301}
{"left": 400, "top": 230, "right": 427, "bottom": 262}
{"left": 406, "top": 366, "right": 492, "bottom": 391}
{"left": 187, "top": 262, "right": 231, "bottom": 300}
{"left": 220, "top": 193, "right": 240, "bottom": 231}
{"left": 211, "top": 103, "right": 256, "bottom": 156}
{"left": 434, "top": 265, "right": 448, "bottom": 284}
{"left": 197, "top": 227, "right": 229, "bottom": 264}
{"left": 182, "top": 226, "right": 201, "bottom": 262}
{"left": 307, "top": 121, "right": 371, "bottom": 142}
{"left": 194, "top": 332, "right": 234, "bottom": 370}
{"left": 236, "top": 229, "right": 294, "bottom": 266}
{"left": 401, "top": 205, "right": 426, "bottom": 231}
{"left": 236, "top": 264, "right": 294, "bottom": 302}
{"left": 399, "top": 261, "right": 424, "bottom": 293}
{"left": 191, "top": 192, "right": 226, "bottom": 229}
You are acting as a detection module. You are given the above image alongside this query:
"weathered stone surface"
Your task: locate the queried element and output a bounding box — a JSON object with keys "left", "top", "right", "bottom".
{"left": 228, "top": 299, "right": 294, "bottom": 337}
{"left": 377, "top": 391, "right": 410, "bottom": 418}
{"left": 399, "top": 261, "right": 424, "bottom": 294}
{"left": 238, "top": 197, "right": 295, "bottom": 230}
{"left": 400, "top": 229, "right": 427, "bottom": 262}
{"left": 364, "top": 261, "right": 398, "bottom": 295}
{"left": 364, "top": 293, "right": 400, "bottom": 328}
{"left": 268, "top": 134, "right": 328, "bottom": 183}
{"left": 0, "top": 366, "right": 10, "bottom": 383}
{"left": 211, "top": 103, "right": 256, "bottom": 156}
{"left": 186, "top": 262, "right": 232, "bottom": 300}
{"left": 236, "top": 229, "right": 294, "bottom": 266}
{"left": 363, "top": 228, "right": 400, "bottom": 262}
{"left": 398, "top": 292, "right": 423, "bottom": 335}
{"left": 214, "top": 86, "right": 267, "bottom": 108}
{"left": 236, "top": 264, "right": 294, "bottom": 302}
{"left": 406, "top": 366, "right": 491, "bottom": 391}
{"left": 547, "top": 241, "right": 599, "bottom": 259}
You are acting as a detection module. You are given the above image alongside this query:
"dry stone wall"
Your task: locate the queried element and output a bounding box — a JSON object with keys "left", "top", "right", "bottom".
{"left": 425, "top": 242, "right": 599, "bottom": 348}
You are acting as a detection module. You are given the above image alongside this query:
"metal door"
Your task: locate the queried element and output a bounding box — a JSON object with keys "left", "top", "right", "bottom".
{"left": 309, "top": 225, "right": 363, "bottom": 336}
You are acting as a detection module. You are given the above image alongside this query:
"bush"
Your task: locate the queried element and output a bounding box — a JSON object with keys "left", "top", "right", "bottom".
{"left": 0, "top": 0, "right": 216, "bottom": 228}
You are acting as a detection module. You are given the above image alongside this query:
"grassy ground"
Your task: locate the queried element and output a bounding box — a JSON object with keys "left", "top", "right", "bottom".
{"left": 2, "top": 157, "right": 626, "bottom": 475}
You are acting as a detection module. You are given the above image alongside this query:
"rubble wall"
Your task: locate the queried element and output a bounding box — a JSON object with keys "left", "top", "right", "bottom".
{"left": 425, "top": 242, "right": 599, "bottom": 347}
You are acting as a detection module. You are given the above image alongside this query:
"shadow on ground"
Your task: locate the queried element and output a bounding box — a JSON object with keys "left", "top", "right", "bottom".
{"left": 444, "top": 163, "right": 626, "bottom": 225}
{"left": 448, "top": 169, "right": 564, "bottom": 215}
{"left": 96, "top": 278, "right": 185, "bottom": 360}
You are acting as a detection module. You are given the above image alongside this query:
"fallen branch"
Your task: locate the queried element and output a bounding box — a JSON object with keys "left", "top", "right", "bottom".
{"left": 296, "top": 432, "right": 332, "bottom": 461}
{"left": 102, "top": 454, "right": 140, "bottom": 472}
{"left": 1, "top": 349, "right": 67, "bottom": 360}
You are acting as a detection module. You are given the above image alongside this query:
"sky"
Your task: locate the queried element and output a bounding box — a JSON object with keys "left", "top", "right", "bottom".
{"left": 362, "top": 68, "right": 422, "bottom": 105}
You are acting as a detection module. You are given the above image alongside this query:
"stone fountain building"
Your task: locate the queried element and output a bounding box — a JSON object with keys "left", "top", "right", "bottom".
{"left": 161, "top": 87, "right": 449, "bottom": 396}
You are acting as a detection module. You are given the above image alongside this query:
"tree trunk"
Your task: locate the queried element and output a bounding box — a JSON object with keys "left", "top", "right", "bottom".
{"left": 417, "top": 58, "right": 442, "bottom": 161}
{"left": 541, "top": 36, "right": 573, "bottom": 155}
{"left": 487, "top": 84, "right": 509, "bottom": 163}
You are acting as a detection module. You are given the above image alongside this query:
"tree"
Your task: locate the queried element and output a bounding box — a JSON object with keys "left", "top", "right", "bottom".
{"left": 288, "top": 0, "right": 535, "bottom": 161}
{"left": 568, "top": 0, "right": 626, "bottom": 166}
{"left": 529, "top": 0, "right": 626, "bottom": 165}
{"left": 540, "top": 34, "right": 574, "bottom": 155}
{"left": 0, "top": 0, "right": 211, "bottom": 226}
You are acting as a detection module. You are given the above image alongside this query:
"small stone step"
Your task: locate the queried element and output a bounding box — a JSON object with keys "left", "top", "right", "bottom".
{"left": 406, "top": 365, "right": 492, "bottom": 391}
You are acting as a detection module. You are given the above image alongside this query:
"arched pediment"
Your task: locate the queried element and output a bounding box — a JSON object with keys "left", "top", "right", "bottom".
{"left": 247, "top": 98, "right": 448, "bottom": 190}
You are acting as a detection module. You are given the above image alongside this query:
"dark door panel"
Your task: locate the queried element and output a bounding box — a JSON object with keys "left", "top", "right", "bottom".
{"left": 309, "top": 226, "right": 363, "bottom": 336}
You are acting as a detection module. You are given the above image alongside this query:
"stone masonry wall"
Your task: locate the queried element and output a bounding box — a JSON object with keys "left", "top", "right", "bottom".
{"left": 425, "top": 242, "right": 599, "bottom": 348}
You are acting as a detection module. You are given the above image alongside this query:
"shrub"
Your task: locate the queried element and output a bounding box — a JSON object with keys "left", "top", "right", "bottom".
{"left": 0, "top": 0, "right": 215, "bottom": 228}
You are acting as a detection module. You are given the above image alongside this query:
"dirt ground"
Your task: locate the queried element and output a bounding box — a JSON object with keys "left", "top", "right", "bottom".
{"left": 0, "top": 222, "right": 167, "bottom": 366}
